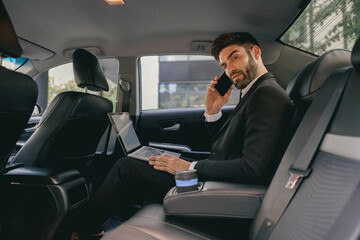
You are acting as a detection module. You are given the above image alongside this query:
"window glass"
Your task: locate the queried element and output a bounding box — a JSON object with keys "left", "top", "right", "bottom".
{"left": 281, "top": 0, "right": 359, "bottom": 55}
{"left": 48, "top": 61, "right": 117, "bottom": 109}
{"left": 140, "top": 55, "right": 240, "bottom": 110}
{"left": 1, "top": 57, "right": 27, "bottom": 70}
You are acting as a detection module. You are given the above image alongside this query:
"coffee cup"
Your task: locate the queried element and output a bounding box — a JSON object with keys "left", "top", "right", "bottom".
{"left": 174, "top": 169, "right": 198, "bottom": 193}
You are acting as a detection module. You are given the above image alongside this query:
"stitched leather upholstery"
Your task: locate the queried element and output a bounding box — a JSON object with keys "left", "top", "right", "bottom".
{"left": 286, "top": 49, "right": 351, "bottom": 137}
{"left": 73, "top": 49, "right": 109, "bottom": 91}
{"left": 13, "top": 49, "right": 112, "bottom": 166}
{"left": 0, "top": 2, "right": 38, "bottom": 171}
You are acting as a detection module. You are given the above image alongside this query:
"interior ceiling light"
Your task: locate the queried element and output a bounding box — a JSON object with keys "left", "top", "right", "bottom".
{"left": 104, "top": 0, "right": 125, "bottom": 5}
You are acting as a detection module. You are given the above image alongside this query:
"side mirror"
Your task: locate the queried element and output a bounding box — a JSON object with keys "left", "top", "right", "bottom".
{"left": 31, "top": 104, "right": 42, "bottom": 117}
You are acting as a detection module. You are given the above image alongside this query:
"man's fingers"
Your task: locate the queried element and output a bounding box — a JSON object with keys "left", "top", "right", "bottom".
{"left": 149, "top": 154, "right": 173, "bottom": 167}
{"left": 224, "top": 87, "right": 233, "bottom": 99}
{"left": 208, "top": 78, "right": 220, "bottom": 91}
{"left": 149, "top": 154, "right": 168, "bottom": 161}
{"left": 210, "top": 79, "right": 218, "bottom": 85}
{"left": 154, "top": 160, "right": 167, "bottom": 167}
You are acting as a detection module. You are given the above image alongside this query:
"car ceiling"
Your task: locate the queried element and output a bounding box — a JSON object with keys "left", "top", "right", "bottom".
{"left": 3, "top": 0, "right": 306, "bottom": 69}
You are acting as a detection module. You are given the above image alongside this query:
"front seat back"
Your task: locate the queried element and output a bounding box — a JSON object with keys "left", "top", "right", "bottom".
{"left": 0, "top": 1, "right": 38, "bottom": 171}
{"left": 13, "top": 49, "right": 113, "bottom": 166}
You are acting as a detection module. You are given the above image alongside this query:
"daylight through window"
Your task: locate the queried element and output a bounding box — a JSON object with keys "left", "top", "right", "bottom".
{"left": 281, "top": 0, "right": 360, "bottom": 55}
{"left": 140, "top": 55, "right": 241, "bottom": 110}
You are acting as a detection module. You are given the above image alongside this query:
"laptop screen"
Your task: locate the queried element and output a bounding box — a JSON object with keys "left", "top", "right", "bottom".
{"left": 108, "top": 112, "right": 141, "bottom": 153}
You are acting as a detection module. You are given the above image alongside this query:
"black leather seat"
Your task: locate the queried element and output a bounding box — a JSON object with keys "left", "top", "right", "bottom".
{"left": 266, "top": 50, "right": 352, "bottom": 179}
{"left": 0, "top": 1, "right": 38, "bottom": 172}
{"left": 13, "top": 49, "right": 113, "bottom": 167}
{"left": 286, "top": 49, "right": 351, "bottom": 137}
{"left": 100, "top": 43, "right": 359, "bottom": 240}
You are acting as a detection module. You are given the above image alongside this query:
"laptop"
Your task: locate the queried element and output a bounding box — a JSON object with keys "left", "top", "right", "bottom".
{"left": 108, "top": 112, "right": 181, "bottom": 161}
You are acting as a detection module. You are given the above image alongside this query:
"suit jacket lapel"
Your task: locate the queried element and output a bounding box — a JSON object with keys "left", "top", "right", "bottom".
{"left": 214, "top": 72, "right": 275, "bottom": 138}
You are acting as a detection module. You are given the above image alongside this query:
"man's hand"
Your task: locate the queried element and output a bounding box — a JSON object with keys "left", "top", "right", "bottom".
{"left": 205, "top": 76, "right": 232, "bottom": 115}
{"left": 149, "top": 154, "right": 191, "bottom": 175}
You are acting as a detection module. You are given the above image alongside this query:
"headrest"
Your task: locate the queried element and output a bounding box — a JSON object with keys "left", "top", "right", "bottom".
{"left": 73, "top": 49, "right": 109, "bottom": 92}
{"left": 351, "top": 36, "right": 360, "bottom": 72}
{"left": 0, "top": 1, "right": 22, "bottom": 57}
{"left": 286, "top": 49, "right": 351, "bottom": 104}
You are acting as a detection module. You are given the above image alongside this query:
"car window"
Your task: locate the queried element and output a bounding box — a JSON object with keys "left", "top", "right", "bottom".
{"left": 42, "top": 60, "right": 118, "bottom": 110}
{"left": 281, "top": 0, "right": 359, "bottom": 55}
{"left": 1, "top": 56, "right": 27, "bottom": 70}
{"left": 140, "top": 55, "right": 241, "bottom": 110}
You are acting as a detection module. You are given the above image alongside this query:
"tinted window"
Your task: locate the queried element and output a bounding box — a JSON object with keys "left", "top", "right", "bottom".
{"left": 140, "top": 55, "right": 240, "bottom": 110}
{"left": 281, "top": 0, "right": 359, "bottom": 55}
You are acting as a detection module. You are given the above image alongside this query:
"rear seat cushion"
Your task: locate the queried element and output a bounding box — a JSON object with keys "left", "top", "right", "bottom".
{"left": 102, "top": 203, "right": 215, "bottom": 240}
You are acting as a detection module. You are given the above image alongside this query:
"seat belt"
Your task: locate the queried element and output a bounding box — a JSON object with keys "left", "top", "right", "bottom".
{"left": 117, "top": 75, "right": 131, "bottom": 113}
{"left": 255, "top": 70, "right": 350, "bottom": 240}
{"left": 95, "top": 74, "right": 131, "bottom": 155}
{"left": 105, "top": 75, "right": 132, "bottom": 155}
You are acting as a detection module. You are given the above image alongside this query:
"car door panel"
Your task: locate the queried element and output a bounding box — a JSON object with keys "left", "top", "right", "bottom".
{"left": 136, "top": 106, "right": 235, "bottom": 158}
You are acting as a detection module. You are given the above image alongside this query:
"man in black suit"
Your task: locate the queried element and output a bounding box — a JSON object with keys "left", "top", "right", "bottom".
{"left": 72, "top": 32, "right": 292, "bottom": 239}
{"left": 149, "top": 32, "right": 292, "bottom": 183}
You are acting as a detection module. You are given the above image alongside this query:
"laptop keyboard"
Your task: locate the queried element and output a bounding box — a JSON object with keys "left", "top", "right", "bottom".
{"left": 135, "top": 146, "right": 165, "bottom": 158}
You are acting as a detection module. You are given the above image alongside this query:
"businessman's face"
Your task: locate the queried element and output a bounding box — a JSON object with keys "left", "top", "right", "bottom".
{"left": 219, "top": 44, "right": 258, "bottom": 90}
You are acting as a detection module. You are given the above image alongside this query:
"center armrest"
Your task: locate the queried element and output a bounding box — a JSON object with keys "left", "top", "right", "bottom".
{"left": 2, "top": 166, "right": 89, "bottom": 210}
{"left": 163, "top": 181, "right": 267, "bottom": 219}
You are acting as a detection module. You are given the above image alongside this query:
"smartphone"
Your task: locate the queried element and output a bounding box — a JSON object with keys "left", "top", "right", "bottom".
{"left": 214, "top": 72, "right": 233, "bottom": 96}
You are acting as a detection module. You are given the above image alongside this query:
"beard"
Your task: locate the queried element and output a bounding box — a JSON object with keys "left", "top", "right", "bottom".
{"left": 231, "top": 54, "right": 258, "bottom": 90}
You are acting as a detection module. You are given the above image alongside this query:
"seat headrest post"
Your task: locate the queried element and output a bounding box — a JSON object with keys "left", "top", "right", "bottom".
{"left": 0, "top": 1, "right": 22, "bottom": 57}
{"left": 351, "top": 36, "right": 360, "bottom": 72}
{"left": 73, "top": 49, "right": 109, "bottom": 92}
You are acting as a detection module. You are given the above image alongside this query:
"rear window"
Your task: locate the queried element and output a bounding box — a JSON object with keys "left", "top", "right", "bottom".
{"left": 281, "top": 0, "right": 359, "bottom": 55}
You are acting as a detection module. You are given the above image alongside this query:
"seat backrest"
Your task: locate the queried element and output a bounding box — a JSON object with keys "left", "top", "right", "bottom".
{"left": 0, "top": 1, "right": 38, "bottom": 171}
{"left": 250, "top": 38, "right": 360, "bottom": 240}
{"left": 285, "top": 49, "right": 351, "bottom": 138}
{"left": 13, "top": 49, "right": 113, "bottom": 166}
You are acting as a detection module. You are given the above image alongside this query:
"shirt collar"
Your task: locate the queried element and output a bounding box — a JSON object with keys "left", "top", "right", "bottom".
{"left": 240, "top": 73, "right": 266, "bottom": 99}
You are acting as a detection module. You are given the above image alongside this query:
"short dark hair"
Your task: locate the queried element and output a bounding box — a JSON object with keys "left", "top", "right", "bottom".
{"left": 211, "top": 32, "right": 260, "bottom": 61}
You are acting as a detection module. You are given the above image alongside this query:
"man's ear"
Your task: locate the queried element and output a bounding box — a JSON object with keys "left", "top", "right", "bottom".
{"left": 252, "top": 45, "right": 261, "bottom": 60}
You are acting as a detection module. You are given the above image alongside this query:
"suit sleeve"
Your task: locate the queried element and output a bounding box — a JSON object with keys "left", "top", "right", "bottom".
{"left": 204, "top": 115, "right": 226, "bottom": 140}
{"left": 195, "top": 85, "right": 292, "bottom": 183}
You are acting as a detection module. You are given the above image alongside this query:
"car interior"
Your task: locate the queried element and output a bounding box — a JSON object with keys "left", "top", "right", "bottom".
{"left": 0, "top": 0, "right": 359, "bottom": 239}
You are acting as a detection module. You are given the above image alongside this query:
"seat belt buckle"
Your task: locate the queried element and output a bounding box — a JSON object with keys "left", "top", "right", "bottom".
{"left": 119, "top": 78, "right": 131, "bottom": 92}
{"left": 285, "top": 166, "right": 312, "bottom": 189}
